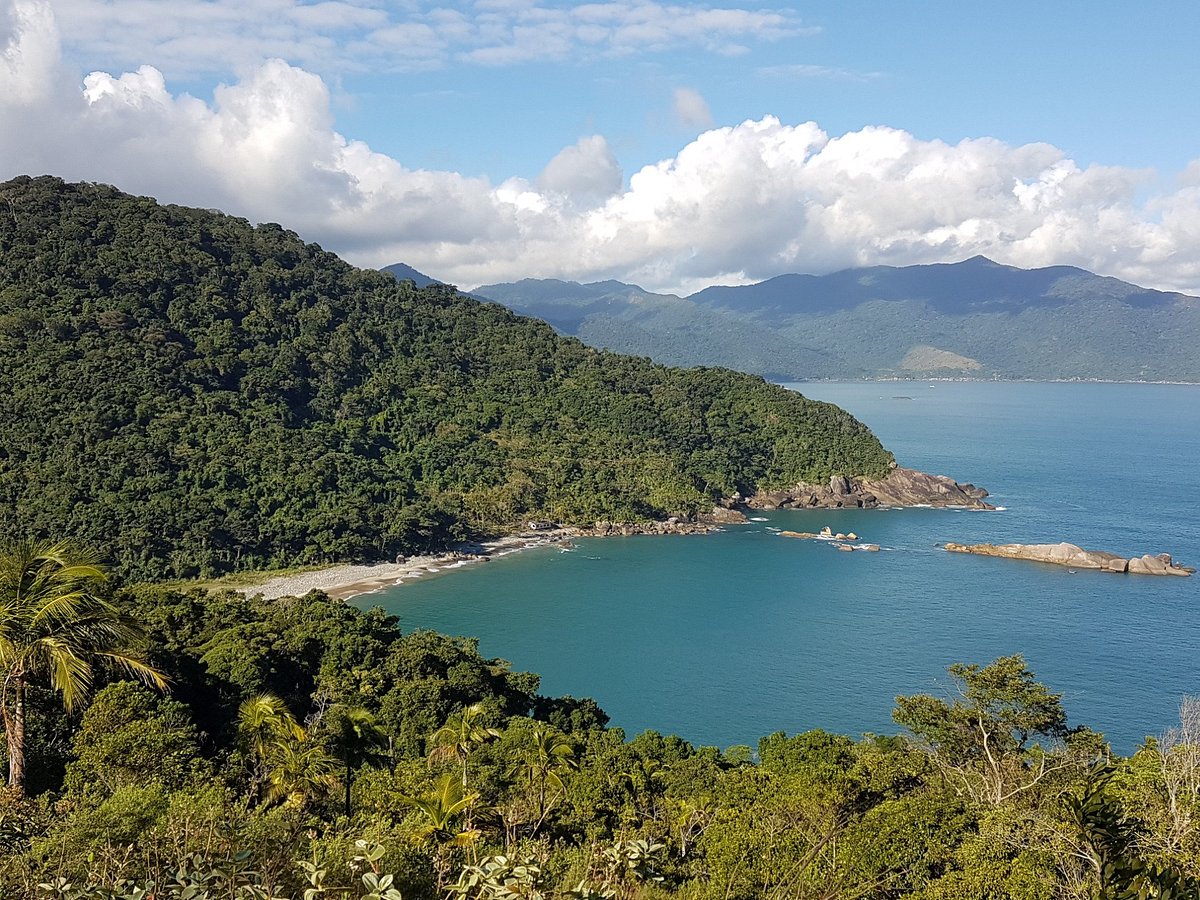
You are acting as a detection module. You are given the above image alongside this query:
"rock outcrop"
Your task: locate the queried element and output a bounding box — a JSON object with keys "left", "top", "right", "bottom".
{"left": 746, "top": 467, "right": 993, "bottom": 511}
{"left": 944, "top": 542, "right": 1193, "bottom": 576}
{"left": 581, "top": 506, "right": 748, "bottom": 537}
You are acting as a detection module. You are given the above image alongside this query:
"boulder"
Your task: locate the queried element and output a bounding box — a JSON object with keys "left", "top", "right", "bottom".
{"left": 707, "top": 506, "right": 749, "bottom": 525}
{"left": 946, "top": 542, "right": 1191, "bottom": 576}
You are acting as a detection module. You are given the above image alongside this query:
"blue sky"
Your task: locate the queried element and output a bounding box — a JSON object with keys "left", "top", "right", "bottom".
{"left": 3, "top": 0, "right": 1200, "bottom": 293}
{"left": 327, "top": 3, "right": 1200, "bottom": 183}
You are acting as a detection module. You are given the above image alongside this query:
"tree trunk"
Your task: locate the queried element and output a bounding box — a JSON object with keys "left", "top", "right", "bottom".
{"left": 3, "top": 678, "right": 27, "bottom": 794}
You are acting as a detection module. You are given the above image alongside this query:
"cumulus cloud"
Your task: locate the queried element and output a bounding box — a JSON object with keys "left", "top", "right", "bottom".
{"left": 673, "top": 86, "right": 713, "bottom": 128}
{"left": 537, "top": 135, "right": 624, "bottom": 205}
{"left": 47, "top": 0, "right": 808, "bottom": 77}
{"left": 4, "top": 1, "right": 1200, "bottom": 296}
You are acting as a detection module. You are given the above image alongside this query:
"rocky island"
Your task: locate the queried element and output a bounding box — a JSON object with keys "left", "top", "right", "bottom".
{"left": 944, "top": 542, "right": 1194, "bottom": 576}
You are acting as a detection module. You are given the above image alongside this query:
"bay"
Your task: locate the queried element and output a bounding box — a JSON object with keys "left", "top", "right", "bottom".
{"left": 354, "top": 383, "right": 1200, "bottom": 754}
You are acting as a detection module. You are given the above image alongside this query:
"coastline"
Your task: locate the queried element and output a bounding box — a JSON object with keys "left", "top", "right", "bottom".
{"left": 788, "top": 377, "right": 1200, "bottom": 385}
{"left": 241, "top": 529, "right": 582, "bottom": 602}
{"left": 239, "top": 467, "right": 994, "bottom": 602}
{"left": 238, "top": 513, "right": 737, "bottom": 603}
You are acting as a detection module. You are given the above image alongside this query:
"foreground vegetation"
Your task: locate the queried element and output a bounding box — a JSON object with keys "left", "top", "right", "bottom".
{"left": 0, "top": 176, "right": 892, "bottom": 582}
{"left": 2, "top": 544, "right": 1198, "bottom": 900}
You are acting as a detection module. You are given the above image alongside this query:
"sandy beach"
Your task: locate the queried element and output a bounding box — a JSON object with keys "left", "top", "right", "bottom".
{"left": 239, "top": 529, "right": 579, "bottom": 602}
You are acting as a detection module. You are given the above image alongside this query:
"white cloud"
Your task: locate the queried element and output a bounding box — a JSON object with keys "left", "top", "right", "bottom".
{"left": 756, "top": 63, "right": 882, "bottom": 81}
{"left": 673, "top": 86, "right": 712, "bottom": 128}
{"left": 537, "top": 135, "right": 624, "bottom": 204}
{"left": 1, "top": 0, "right": 61, "bottom": 102}
{"left": 4, "top": 2, "right": 1200, "bottom": 297}
{"left": 45, "top": 0, "right": 808, "bottom": 77}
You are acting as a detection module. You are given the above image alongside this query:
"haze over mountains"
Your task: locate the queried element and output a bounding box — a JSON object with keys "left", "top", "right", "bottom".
{"left": 387, "top": 258, "right": 1200, "bottom": 381}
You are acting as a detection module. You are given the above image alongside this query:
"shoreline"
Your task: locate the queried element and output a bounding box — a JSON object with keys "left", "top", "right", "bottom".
{"left": 238, "top": 515, "right": 732, "bottom": 603}
{"left": 241, "top": 529, "right": 583, "bottom": 602}
{"left": 787, "top": 377, "right": 1200, "bottom": 385}
{"left": 238, "top": 467, "right": 996, "bottom": 602}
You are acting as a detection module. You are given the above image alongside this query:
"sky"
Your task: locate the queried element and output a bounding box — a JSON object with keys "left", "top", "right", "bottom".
{"left": 2, "top": 0, "right": 1200, "bottom": 295}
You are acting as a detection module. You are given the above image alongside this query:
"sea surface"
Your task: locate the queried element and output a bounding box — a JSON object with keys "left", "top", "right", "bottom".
{"left": 354, "top": 383, "right": 1200, "bottom": 754}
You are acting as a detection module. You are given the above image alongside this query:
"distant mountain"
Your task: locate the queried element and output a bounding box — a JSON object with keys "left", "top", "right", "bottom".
{"left": 382, "top": 262, "right": 441, "bottom": 288}
{"left": 475, "top": 257, "right": 1200, "bottom": 381}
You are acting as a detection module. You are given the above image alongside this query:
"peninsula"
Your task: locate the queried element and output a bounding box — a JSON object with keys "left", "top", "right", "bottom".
{"left": 1, "top": 176, "right": 924, "bottom": 582}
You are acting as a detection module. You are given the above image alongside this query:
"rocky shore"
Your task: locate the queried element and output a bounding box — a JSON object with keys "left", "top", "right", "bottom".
{"left": 240, "top": 467, "right": 994, "bottom": 602}
{"left": 944, "top": 541, "right": 1194, "bottom": 576}
{"left": 742, "top": 466, "right": 994, "bottom": 511}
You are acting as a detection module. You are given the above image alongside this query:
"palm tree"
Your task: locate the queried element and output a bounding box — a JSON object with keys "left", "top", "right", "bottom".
{"left": 237, "top": 692, "right": 335, "bottom": 809}
{"left": 398, "top": 773, "right": 480, "bottom": 891}
{"left": 238, "top": 693, "right": 304, "bottom": 762}
{"left": 328, "top": 705, "right": 389, "bottom": 817}
{"left": 516, "top": 723, "right": 578, "bottom": 833}
{"left": 428, "top": 702, "right": 501, "bottom": 789}
{"left": 263, "top": 738, "right": 338, "bottom": 809}
{"left": 0, "top": 539, "right": 166, "bottom": 794}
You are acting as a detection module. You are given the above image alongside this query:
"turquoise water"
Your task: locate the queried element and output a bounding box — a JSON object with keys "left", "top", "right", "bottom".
{"left": 355, "top": 383, "right": 1200, "bottom": 753}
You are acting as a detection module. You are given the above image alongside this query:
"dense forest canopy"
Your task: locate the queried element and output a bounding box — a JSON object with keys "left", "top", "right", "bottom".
{"left": 2, "top": 575, "right": 1197, "bottom": 900}
{"left": 0, "top": 176, "right": 892, "bottom": 580}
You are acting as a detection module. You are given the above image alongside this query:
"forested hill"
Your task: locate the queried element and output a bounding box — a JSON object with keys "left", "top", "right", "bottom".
{"left": 0, "top": 176, "right": 892, "bottom": 580}
{"left": 474, "top": 257, "right": 1200, "bottom": 380}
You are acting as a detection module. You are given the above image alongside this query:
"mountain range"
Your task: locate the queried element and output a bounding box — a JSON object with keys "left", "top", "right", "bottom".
{"left": 385, "top": 257, "right": 1200, "bottom": 381}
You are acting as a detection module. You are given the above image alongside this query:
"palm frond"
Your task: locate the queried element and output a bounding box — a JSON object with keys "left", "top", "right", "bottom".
{"left": 31, "top": 636, "right": 94, "bottom": 711}
{"left": 97, "top": 649, "right": 170, "bottom": 690}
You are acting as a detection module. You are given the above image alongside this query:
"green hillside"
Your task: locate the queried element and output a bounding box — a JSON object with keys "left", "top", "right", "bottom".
{"left": 0, "top": 176, "right": 892, "bottom": 580}
{"left": 474, "top": 259, "right": 1200, "bottom": 381}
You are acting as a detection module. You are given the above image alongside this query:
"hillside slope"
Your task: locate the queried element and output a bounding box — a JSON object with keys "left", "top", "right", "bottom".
{"left": 0, "top": 176, "right": 892, "bottom": 579}
{"left": 475, "top": 257, "right": 1200, "bottom": 380}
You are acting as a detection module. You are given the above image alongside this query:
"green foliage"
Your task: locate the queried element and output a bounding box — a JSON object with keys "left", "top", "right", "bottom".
{"left": 893, "top": 654, "right": 1079, "bottom": 806}
{"left": 0, "top": 176, "right": 893, "bottom": 581}
{"left": 1, "top": 544, "right": 1196, "bottom": 900}
{"left": 0, "top": 539, "right": 166, "bottom": 793}
{"left": 62, "top": 682, "right": 206, "bottom": 801}
{"left": 448, "top": 854, "right": 546, "bottom": 899}
{"left": 1067, "top": 764, "right": 1200, "bottom": 899}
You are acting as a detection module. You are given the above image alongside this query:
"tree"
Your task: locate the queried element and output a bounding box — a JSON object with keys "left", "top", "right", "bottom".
{"left": 398, "top": 773, "right": 481, "bottom": 891}
{"left": 1154, "top": 695, "right": 1200, "bottom": 858}
{"left": 62, "top": 681, "right": 205, "bottom": 801}
{"left": 1066, "top": 763, "right": 1200, "bottom": 898}
{"left": 0, "top": 540, "right": 166, "bottom": 794}
{"left": 237, "top": 692, "right": 335, "bottom": 809}
{"left": 328, "top": 705, "right": 390, "bottom": 818}
{"left": 893, "top": 655, "right": 1075, "bottom": 805}
{"left": 238, "top": 693, "right": 304, "bottom": 766}
{"left": 513, "top": 722, "right": 577, "bottom": 834}
{"left": 429, "top": 703, "right": 502, "bottom": 789}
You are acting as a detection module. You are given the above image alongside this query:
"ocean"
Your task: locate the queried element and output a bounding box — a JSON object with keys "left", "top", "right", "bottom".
{"left": 353, "top": 383, "right": 1200, "bottom": 754}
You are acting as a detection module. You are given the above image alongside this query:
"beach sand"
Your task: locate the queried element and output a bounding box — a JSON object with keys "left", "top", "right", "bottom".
{"left": 239, "top": 529, "right": 578, "bottom": 602}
